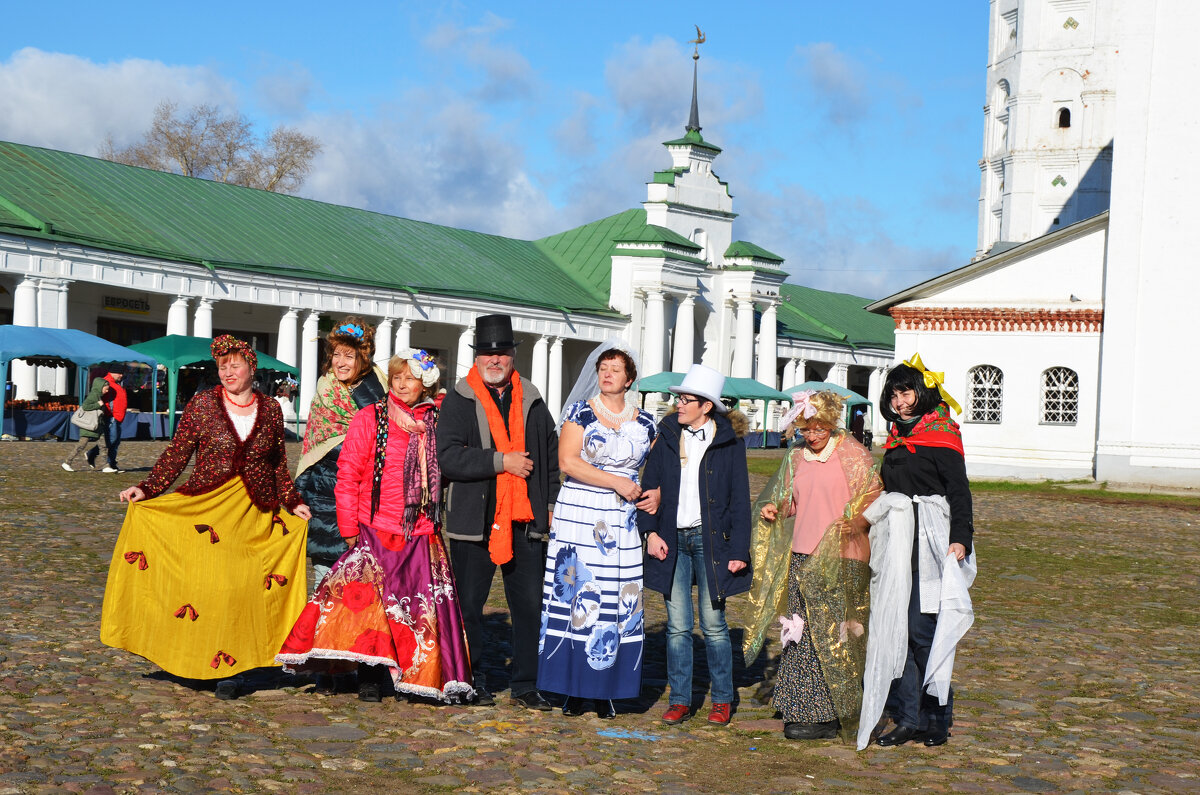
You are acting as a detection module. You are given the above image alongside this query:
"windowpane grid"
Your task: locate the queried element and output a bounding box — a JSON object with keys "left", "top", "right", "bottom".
{"left": 1041, "top": 367, "right": 1079, "bottom": 425}
{"left": 967, "top": 365, "right": 1003, "bottom": 423}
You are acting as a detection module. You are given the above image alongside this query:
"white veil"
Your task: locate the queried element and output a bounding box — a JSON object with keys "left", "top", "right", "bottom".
{"left": 556, "top": 337, "right": 640, "bottom": 431}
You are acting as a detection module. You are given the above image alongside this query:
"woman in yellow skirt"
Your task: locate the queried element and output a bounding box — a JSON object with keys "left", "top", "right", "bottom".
{"left": 102, "top": 335, "right": 312, "bottom": 699}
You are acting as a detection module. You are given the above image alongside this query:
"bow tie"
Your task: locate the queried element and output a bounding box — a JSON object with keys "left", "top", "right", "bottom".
{"left": 685, "top": 427, "right": 706, "bottom": 440}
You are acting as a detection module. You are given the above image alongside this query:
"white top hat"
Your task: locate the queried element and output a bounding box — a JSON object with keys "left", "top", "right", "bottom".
{"left": 670, "top": 363, "right": 728, "bottom": 414}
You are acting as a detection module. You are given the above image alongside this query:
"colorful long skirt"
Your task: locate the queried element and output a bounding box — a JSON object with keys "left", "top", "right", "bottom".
{"left": 775, "top": 552, "right": 838, "bottom": 723}
{"left": 100, "top": 477, "right": 309, "bottom": 680}
{"left": 276, "top": 521, "right": 474, "bottom": 702}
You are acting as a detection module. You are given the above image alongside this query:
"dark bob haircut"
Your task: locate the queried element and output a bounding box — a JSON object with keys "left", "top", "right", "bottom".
{"left": 595, "top": 348, "right": 637, "bottom": 388}
{"left": 879, "top": 363, "right": 943, "bottom": 423}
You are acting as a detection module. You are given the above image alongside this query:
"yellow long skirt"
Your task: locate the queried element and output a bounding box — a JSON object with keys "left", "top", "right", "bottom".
{"left": 100, "top": 477, "right": 308, "bottom": 680}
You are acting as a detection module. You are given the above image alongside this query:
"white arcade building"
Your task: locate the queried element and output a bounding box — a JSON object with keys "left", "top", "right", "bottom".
{"left": 870, "top": 0, "right": 1200, "bottom": 487}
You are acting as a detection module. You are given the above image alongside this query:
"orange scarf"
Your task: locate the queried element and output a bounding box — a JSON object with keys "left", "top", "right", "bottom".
{"left": 466, "top": 367, "right": 534, "bottom": 565}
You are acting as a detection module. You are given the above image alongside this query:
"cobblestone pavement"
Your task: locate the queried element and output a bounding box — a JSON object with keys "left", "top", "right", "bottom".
{"left": 1, "top": 441, "right": 1198, "bottom": 793}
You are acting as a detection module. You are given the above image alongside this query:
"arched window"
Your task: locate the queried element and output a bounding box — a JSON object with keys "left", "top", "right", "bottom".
{"left": 966, "top": 365, "right": 1003, "bottom": 423}
{"left": 1057, "top": 107, "right": 1071, "bottom": 128}
{"left": 1041, "top": 367, "right": 1079, "bottom": 425}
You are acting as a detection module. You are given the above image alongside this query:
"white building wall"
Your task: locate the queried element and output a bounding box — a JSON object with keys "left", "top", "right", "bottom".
{"left": 1095, "top": 0, "right": 1200, "bottom": 487}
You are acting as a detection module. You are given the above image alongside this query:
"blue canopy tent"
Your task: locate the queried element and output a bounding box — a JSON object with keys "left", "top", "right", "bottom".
{"left": 0, "top": 325, "right": 158, "bottom": 439}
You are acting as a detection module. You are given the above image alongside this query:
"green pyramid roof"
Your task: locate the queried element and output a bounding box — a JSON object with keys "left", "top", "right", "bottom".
{"left": 777, "top": 283, "right": 895, "bottom": 349}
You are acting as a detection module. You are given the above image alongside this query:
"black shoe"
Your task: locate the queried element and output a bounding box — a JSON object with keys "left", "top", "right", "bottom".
{"left": 876, "top": 725, "right": 919, "bottom": 747}
{"left": 312, "top": 675, "right": 337, "bottom": 696}
{"left": 784, "top": 720, "right": 840, "bottom": 740}
{"left": 918, "top": 728, "right": 950, "bottom": 747}
{"left": 511, "top": 690, "right": 553, "bottom": 711}
{"left": 214, "top": 679, "right": 239, "bottom": 700}
{"left": 469, "top": 690, "right": 495, "bottom": 706}
{"left": 358, "top": 682, "right": 382, "bottom": 703}
{"left": 562, "top": 697, "right": 585, "bottom": 717}
{"left": 596, "top": 700, "right": 617, "bottom": 720}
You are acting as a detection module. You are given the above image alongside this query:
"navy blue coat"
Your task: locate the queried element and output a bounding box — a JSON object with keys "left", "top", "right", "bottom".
{"left": 638, "top": 411, "right": 752, "bottom": 606}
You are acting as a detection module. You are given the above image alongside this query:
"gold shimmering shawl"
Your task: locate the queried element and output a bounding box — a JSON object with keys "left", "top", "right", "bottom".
{"left": 743, "top": 433, "right": 882, "bottom": 738}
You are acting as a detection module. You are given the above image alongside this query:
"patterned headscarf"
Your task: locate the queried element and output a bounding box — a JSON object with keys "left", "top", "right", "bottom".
{"left": 211, "top": 334, "right": 257, "bottom": 371}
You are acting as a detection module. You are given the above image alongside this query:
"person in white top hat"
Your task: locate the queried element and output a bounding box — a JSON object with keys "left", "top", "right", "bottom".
{"left": 637, "top": 363, "right": 752, "bottom": 726}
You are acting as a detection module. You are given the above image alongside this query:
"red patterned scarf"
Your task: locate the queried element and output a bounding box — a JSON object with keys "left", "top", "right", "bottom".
{"left": 370, "top": 396, "right": 442, "bottom": 538}
{"left": 883, "top": 402, "right": 964, "bottom": 456}
{"left": 466, "top": 367, "right": 533, "bottom": 565}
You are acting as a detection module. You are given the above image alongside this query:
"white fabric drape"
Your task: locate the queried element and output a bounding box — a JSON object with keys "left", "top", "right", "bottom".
{"left": 556, "top": 337, "right": 639, "bottom": 432}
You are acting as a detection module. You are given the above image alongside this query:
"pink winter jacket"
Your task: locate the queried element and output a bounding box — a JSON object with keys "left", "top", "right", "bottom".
{"left": 335, "top": 401, "right": 435, "bottom": 539}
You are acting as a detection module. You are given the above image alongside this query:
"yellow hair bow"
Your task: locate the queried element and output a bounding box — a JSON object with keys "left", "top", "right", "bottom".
{"left": 903, "top": 353, "right": 962, "bottom": 415}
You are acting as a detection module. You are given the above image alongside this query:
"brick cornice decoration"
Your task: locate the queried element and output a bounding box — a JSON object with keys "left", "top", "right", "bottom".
{"left": 889, "top": 307, "right": 1104, "bottom": 333}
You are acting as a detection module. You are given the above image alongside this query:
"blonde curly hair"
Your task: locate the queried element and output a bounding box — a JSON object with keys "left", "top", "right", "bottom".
{"left": 784, "top": 390, "right": 845, "bottom": 440}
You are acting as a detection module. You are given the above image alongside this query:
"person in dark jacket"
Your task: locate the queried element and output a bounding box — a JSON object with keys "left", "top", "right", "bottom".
{"left": 639, "top": 364, "right": 751, "bottom": 727}
{"left": 436, "top": 314, "right": 560, "bottom": 709}
{"left": 62, "top": 376, "right": 114, "bottom": 472}
{"left": 874, "top": 356, "right": 973, "bottom": 748}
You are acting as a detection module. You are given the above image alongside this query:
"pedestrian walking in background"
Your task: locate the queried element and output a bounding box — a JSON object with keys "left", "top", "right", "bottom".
{"left": 537, "top": 341, "right": 657, "bottom": 719}
{"left": 437, "top": 314, "right": 560, "bottom": 710}
{"left": 278, "top": 349, "right": 474, "bottom": 704}
{"left": 100, "top": 370, "right": 127, "bottom": 472}
{"left": 101, "top": 335, "right": 311, "bottom": 700}
{"left": 746, "top": 390, "right": 881, "bottom": 741}
{"left": 638, "top": 364, "right": 752, "bottom": 727}
{"left": 61, "top": 374, "right": 114, "bottom": 472}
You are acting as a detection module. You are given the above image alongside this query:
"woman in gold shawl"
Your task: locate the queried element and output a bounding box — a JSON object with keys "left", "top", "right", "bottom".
{"left": 743, "top": 390, "right": 881, "bottom": 741}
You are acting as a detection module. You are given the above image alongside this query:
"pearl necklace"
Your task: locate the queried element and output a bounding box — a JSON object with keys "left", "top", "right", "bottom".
{"left": 222, "top": 387, "right": 256, "bottom": 408}
{"left": 591, "top": 394, "right": 637, "bottom": 426}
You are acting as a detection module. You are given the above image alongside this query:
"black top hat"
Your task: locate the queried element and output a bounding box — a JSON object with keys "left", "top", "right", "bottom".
{"left": 471, "top": 314, "right": 522, "bottom": 351}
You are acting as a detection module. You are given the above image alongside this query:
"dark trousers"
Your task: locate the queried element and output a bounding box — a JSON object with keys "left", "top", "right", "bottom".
{"left": 885, "top": 573, "right": 954, "bottom": 732}
{"left": 449, "top": 530, "right": 547, "bottom": 697}
{"left": 104, "top": 415, "right": 122, "bottom": 467}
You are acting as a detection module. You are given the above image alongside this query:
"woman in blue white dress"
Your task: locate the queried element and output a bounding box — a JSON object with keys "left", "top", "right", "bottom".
{"left": 537, "top": 345, "right": 657, "bottom": 718}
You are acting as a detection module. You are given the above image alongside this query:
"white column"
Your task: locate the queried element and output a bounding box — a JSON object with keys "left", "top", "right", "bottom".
{"left": 732, "top": 299, "right": 755, "bottom": 378}
{"left": 275, "top": 308, "right": 298, "bottom": 368}
{"left": 829, "top": 362, "right": 849, "bottom": 388}
{"left": 456, "top": 323, "right": 475, "bottom": 381}
{"left": 642, "top": 289, "right": 667, "bottom": 376}
{"left": 54, "top": 281, "right": 69, "bottom": 395}
{"left": 37, "top": 279, "right": 69, "bottom": 394}
{"left": 531, "top": 335, "right": 549, "bottom": 395}
{"left": 782, "top": 358, "right": 798, "bottom": 391}
{"left": 548, "top": 337, "right": 564, "bottom": 420}
{"left": 756, "top": 302, "right": 778, "bottom": 387}
{"left": 12, "top": 277, "right": 39, "bottom": 400}
{"left": 394, "top": 319, "right": 412, "bottom": 356}
{"left": 166, "top": 296, "right": 190, "bottom": 336}
{"left": 795, "top": 357, "right": 809, "bottom": 385}
{"left": 299, "top": 310, "right": 320, "bottom": 419}
{"left": 193, "top": 298, "right": 214, "bottom": 339}
{"left": 868, "top": 366, "right": 887, "bottom": 438}
{"left": 672, "top": 294, "right": 695, "bottom": 371}
{"left": 375, "top": 317, "right": 394, "bottom": 367}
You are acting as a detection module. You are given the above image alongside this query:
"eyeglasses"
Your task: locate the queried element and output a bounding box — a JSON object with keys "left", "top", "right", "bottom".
{"left": 800, "top": 427, "right": 831, "bottom": 437}
{"left": 676, "top": 395, "right": 704, "bottom": 406}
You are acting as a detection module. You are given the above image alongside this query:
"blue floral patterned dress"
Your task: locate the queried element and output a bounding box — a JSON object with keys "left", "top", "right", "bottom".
{"left": 536, "top": 400, "right": 657, "bottom": 700}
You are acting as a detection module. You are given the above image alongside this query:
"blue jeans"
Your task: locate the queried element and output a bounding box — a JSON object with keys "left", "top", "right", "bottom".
{"left": 664, "top": 526, "right": 733, "bottom": 706}
{"left": 104, "top": 414, "right": 122, "bottom": 468}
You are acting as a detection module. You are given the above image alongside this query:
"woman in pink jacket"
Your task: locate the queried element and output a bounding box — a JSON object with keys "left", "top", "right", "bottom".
{"left": 277, "top": 350, "right": 473, "bottom": 703}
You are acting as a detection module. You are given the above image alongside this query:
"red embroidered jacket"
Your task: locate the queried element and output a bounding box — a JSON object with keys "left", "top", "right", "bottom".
{"left": 138, "top": 387, "right": 302, "bottom": 512}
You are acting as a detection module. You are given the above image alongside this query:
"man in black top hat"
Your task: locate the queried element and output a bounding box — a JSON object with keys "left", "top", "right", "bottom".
{"left": 437, "top": 313, "right": 560, "bottom": 709}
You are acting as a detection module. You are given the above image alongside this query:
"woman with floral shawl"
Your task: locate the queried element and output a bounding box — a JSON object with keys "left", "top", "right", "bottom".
{"left": 743, "top": 390, "right": 881, "bottom": 741}
{"left": 277, "top": 349, "right": 473, "bottom": 704}
{"left": 294, "top": 317, "right": 387, "bottom": 590}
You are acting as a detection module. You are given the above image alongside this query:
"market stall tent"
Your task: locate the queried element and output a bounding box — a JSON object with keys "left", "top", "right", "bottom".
{"left": 0, "top": 325, "right": 158, "bottom": 437}
{"left": 127, "top": 335, "right": 298, "bottom": 434}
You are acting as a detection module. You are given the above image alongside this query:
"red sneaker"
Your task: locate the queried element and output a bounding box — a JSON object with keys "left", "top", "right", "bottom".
{"left": 661, "top": 704, "right": 690, "bottom": 724}
{"left": 707, "top": 703, "right": 732, "bottom": 725}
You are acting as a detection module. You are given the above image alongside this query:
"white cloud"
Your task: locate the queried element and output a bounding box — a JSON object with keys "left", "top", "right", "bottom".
{"left": 252, "top": 61, "right": 315, "bottom": 118}
{"left": 793, "top": 42, "right": 870, "bottom": 128}
{"left": 422, "top": 13, "right": 535, "bottom": 102}
{"left": 0, "top": 47, "right": 235, "bottom": 155}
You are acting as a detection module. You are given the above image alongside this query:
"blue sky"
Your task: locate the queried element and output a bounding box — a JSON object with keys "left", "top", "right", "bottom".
{"left": 0, "top": 1, "right": 988, "bottom": 299}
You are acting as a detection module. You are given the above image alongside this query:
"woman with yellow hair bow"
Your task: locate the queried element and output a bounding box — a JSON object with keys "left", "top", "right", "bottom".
{"left": 867, "top": 356, "right": 974, "bottom": 749}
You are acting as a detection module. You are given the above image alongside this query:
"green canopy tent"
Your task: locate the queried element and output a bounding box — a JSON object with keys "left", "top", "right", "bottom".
{"left": 128, "top": 335, "right": 299, "bottom": 435}
{"left": 637, "top": 371, "right": 792, "bottom": 401}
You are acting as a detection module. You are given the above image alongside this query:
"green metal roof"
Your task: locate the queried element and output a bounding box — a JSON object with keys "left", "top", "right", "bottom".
{"left": 0, "top": 140, "right": 610, "bottom": 313}
{"left": 777, "top": 283, "right": 895, "bottom": 349}
{"left": 535, "top": 208, "right": 649, "bottom": 296}
{"left": 662, "top": 129, "right": 722, "bottom": 153}
{"left": 725, "top": 240, "right": 784, "bottom": 263}
{"left": 614, "top": 224, "right": 700, "bottom": 250}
